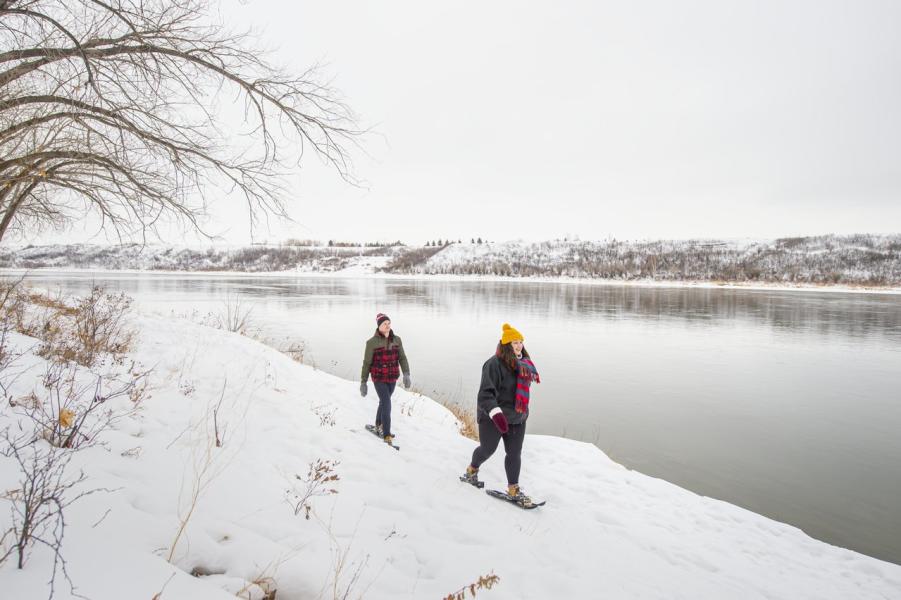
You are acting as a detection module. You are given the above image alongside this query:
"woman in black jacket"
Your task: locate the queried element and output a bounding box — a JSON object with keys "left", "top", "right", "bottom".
{"left": 461, "top": 323, "right": 540, "bottom": 505}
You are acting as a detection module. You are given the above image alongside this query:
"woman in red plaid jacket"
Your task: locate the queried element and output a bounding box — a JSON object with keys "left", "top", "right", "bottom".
{"left": 360, "top": 313, "right": 411, "bottom": 444}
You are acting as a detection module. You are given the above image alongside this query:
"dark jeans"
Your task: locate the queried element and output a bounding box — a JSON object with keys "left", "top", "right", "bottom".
{"left": 470, "top": 419, "right": 526, "bottom": 485}
{"left": 373, "top": 381, "right": 396, "bottom": 437}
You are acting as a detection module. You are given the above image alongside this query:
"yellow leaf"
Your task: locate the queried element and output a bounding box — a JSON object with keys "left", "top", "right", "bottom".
{"left": 59, "top": 408, "right": 75, "bottom": 428}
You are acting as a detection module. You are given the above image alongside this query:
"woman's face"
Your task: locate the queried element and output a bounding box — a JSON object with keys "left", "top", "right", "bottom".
{"left": 378, "top": 320, "right": 392, "bottom": 336}
{"left": 511, "top": 339, "right": 524, "bottom": 356}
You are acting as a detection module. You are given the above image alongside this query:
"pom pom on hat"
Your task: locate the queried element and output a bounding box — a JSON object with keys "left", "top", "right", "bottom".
{"left": 376, "top": 313, "right": 390, "bottom": 326}
{"left": 500, "top": 322, "right": 524, "bottom": 345}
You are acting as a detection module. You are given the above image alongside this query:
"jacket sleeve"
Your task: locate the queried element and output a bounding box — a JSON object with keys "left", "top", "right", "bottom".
{"left": 360, "top": 338, "right": 375, "bottom": 383}
{"left": 396, "top": 336, "right": 410, "bottom": 375}
{"left": 476, "top": 358, "right": 502, "bottom": 417}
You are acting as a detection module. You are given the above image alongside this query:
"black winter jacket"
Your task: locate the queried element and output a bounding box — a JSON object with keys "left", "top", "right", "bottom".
{"left": 476, "top": 355, "right": 528, "bottom": 426}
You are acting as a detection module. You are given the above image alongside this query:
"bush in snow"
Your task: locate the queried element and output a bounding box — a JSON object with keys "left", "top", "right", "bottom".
{"left": 12, "top": 361, "right": 148, "bottom": 450}
{"left": 0, "top": 430, "right": 102, "bottom": 594}
{"left": 216, "top": 293, "right": 255, "bottom": 334}
{"left": 1, "top": 284, "right": 136, "bottom": 368}
{"left": 286, "top": 459, "right": 340, "bottom": 520}
{"left": 442, "top": 572, "right": 501, "bottom": 600}
{"left": 0, "top": 282, "right": 148, "bottom": 598}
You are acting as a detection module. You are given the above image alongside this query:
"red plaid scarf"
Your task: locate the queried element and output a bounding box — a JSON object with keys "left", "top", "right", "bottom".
{"left": 515, "top": 357, "right": 540, "bottom": 413}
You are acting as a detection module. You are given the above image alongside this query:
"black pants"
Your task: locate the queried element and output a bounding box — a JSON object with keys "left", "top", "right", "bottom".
{"left": 470, "top": 419, "right": 526, "bottom": 485}
{"left": 373, "top": 381, "right": 396, "bottom": 437}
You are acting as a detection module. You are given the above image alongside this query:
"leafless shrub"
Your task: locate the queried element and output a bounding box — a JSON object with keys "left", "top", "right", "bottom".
{"left": 286, "top": 459, "right": 340, "bottom": 520}
{"left": 0, "top": 275, "right": 25, "bottom": 314}
{"left": 312, "top": 404, "right": 337, "bottom": 427}
{"left": 0, "top": 298, "right": 30, "bottom": 395}
{"left": 285, "top": 341, "right": 306, "bottom": 364}
{"left": 0, "top": 280, "right": 144, "bottom": 598}
{"left": 33, "top": 286, "right": 134, "bottom": 368}
{"left": 0, "top": 430, "right": 109, "bottom": 598}
{"left": 0, "top": 281, "right": 73, "bottom": 344}
{"left": 12, "top": 361, "right": 148, "bottom": 450}
{"left": 178, "top": 380, "right": 196, "bottom": 397}
{"left": 218, "top": 293, "right": 254, "bottom": 334}
{"left": 442, "top": 572, "right": 501, "bottom": 600}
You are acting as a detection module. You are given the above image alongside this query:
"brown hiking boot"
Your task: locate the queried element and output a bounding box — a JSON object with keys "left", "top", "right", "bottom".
{"left": 461, "top": 465, "right": 481, "bottom": 486}
{"left": 507, "top": 484, "right": 533, "bottom": 506}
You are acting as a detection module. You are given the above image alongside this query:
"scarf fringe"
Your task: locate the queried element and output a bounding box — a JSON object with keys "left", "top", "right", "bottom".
{"left": 515, "top": 357, "right": 540, "bottom": 413}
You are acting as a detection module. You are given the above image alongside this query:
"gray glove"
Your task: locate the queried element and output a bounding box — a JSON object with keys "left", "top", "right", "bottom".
{"left": 402, "top": 374, "right": 411, "bottom": 389}
{"left": 360, "top": 382, "right": 368, "bottom": 397}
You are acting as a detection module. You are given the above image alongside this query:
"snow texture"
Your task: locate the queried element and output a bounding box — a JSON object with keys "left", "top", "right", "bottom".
{"left": 1, "top": 310, "right": 900, "bottom": 599}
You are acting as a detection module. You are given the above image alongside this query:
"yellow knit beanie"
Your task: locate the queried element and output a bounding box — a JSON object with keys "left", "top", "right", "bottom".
{"left": 500, "top": 323, "right": 524, "bottom": 345}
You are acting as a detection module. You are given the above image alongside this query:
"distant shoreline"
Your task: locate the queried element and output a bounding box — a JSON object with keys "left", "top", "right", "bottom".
{"left": 4, "top": 266, "right": 900, "bottom": 295}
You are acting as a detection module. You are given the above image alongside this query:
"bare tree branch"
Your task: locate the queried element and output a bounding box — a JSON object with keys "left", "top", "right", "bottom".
{"left": 0, "top": 0, "right": 361, "bottom": 242}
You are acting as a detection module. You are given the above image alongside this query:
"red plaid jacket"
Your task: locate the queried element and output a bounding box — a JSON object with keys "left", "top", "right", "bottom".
{"left": 361, "top": 333, "right": 410, "bottom": 384}
{"left": 370, "top": 345, "right": 400, "bottom": 382}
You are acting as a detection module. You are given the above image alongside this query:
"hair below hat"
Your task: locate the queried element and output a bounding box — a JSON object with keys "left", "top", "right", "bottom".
{"left": 376, "top": 312, "right": 391, "bottom": 326}
{"left": 500, "top": 322, "right": 524, "bottom": 345}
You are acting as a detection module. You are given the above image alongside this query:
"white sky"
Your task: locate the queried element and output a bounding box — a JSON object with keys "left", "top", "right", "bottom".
{"left": 26, "top": 0, "right": 901, "bottom": 246}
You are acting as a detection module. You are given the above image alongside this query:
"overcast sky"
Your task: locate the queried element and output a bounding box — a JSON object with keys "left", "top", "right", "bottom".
{"left": 30, "top": 0, "right": 901, "bottom": 246}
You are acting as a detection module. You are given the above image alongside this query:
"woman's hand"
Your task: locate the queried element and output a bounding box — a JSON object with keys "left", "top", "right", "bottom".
{"left": 489, "top": 407, "right": 509, "bottom": 434}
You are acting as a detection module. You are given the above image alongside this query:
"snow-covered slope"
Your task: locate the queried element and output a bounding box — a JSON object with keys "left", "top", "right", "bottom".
{"left": 0, "top": 243, "right": 401, "bottom": 273}
{"left": 1, "top": 314, "right": 900, "bottom": 599}
{"left": 413, "top": 236, "right": 901, "bottom": 285}
{"left": 3, "top": 234, "right": 900, "bottom": 286}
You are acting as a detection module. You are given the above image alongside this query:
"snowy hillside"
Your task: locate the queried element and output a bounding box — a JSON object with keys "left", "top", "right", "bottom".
{"left": 2, "top": 234, "right": 901, "bottom": 286}
{"left": 1, "top": 289, "right": 900, "bottom": 599}
{"left": 0, "top": 243, "right": 404, "bottom": 273}
{"left": 410, "top": 235, "right": 901, "bottom": 286}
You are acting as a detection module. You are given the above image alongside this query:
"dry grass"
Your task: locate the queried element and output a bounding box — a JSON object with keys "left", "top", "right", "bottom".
{"left": 218, "top": 293, "right": 254, "bottom": 333}
{"left": 0, "top": 280, "right": 134, "bottom": 368}
{"left": 236, "top": 575, "right": 277, "bottom": 600}
{"left": 21, "top": 290, "right": 77, "bottom": 315}
{"left": 38, "top": 287, "right": 134, "bottom": 367}
{"left": 442, "top": 572, "right": 500, "bottom": 600}
{"left": 441, "top": 400, "right": 479, "bottom": 441}
{"left": 408, "top": 384, "right": 479, "bottom": 441}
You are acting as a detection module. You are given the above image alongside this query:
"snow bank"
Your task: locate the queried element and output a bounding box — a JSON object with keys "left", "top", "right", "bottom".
{"left": 1, "top": 313, "right": 900, "bottom": 599}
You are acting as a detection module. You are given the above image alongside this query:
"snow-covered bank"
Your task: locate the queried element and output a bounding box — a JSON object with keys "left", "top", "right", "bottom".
{"left": 1, "top": 311, "right": 900, "bottom": 599}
